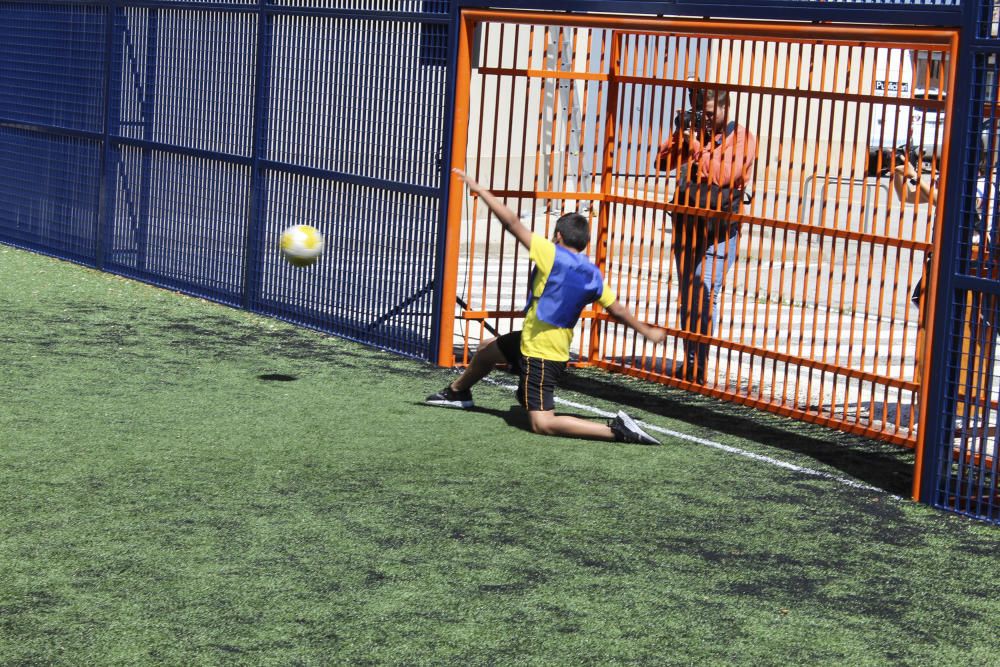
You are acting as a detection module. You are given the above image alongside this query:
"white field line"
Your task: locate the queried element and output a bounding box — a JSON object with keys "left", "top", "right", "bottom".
{"left": 482, "top": 376, "right": 898, "bottom": 497}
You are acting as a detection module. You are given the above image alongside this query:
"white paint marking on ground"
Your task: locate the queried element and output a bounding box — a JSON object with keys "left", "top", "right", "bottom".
{"left": 482, "top": 376, "right": 896, "bottom": 497}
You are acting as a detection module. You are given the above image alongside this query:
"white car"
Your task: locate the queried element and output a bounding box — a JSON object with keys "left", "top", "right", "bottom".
{"left": 909, "top": 88, "right": 944, "bottom": 165}
{"left": 870, "top": 87, "right": 988, "bottom": 175}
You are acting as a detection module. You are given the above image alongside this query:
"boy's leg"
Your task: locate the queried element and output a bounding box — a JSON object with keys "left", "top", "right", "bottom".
{"left": 427, "top": 332, "right": 521, "bottom": 409}
{"left": 450, "top": 337, "right": 507, "bottom": 392}
{"left": 529, "top": 410, "right": 658, "bottom": 444}
{"left": 519, "top": 356, "right": 659, "bottom": 444}
{"left": 528, "top": 410, "right": 613, "bottom": 439}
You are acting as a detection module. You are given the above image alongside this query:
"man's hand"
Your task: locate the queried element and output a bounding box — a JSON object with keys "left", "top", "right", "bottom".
{"left": 894, "top": 161, "right": 919, "bottom": 180}
{"left": 680, "top": 128, "right": 704, "bottom": 154}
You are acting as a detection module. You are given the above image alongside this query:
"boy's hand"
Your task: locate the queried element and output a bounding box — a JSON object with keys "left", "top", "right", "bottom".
{"left": 453, "top": 168, "right": 481, "bottom": 193}
{"left": 644, "top": 325, "right": 668, "bottom": 345}
{"left": 606, "top": 302, "right": 668, "bottom": 345}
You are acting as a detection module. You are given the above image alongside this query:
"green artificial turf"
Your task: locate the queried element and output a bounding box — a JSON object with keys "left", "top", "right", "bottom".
{"left": 1, "top": 245, "right": 998, "bottom": 666}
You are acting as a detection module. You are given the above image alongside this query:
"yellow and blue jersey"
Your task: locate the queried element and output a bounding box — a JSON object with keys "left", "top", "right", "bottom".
{"left": 521, "top": 234, "right": 616, "bottom": 362}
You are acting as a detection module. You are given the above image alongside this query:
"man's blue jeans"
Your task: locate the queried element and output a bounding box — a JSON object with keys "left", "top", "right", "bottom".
{"left": 672, "top": 229, "right": 739, "bottom": 379}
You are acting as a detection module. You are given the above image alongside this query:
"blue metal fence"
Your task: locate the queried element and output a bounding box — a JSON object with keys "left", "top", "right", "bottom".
{"left": 0, "top": 3, "right": 105, "bottom": 262}
{"left": 917, "top": 0, "right": 1000, "bottom": 522}
{"left": 0, "top": 0, "right": 449, "bottom": 359}
{"left": 1, "top": 0, "right": 999, "bottom": 522}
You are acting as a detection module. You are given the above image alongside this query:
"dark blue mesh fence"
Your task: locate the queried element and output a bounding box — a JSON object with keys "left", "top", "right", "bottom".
{"left": 266, "top": 14, "right": 445, "bottom": 188}
{"left": 0, "top": 127, "right": 101, "bottom": 263}
{"left": 0, "top": 0, "right": 448, "bottom": 360}
{"left": 251, "top": 171, "right": 439, "bottom": 354}
{"left": 112, "top": 9, "right": 258, "bottom": 156}
{"left": 0, "top": 4, "right": 106, "bottom": 133}
{"left": 254, "top": 10, "right": 447, "bottom": 357}
{"left": 0, "top": 2, "right": 105, "bottom": 264}
{"left": 920, "top": 4, "right": 1000, "bottom": 523}
{"left": 105, "top": 146, "right": 252, "bottom": 303}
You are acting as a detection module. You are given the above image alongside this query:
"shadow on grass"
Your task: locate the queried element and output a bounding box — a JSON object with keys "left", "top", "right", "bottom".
{"left": 422, "top": 364, "right": 912, "bottom": 495}
{"left": 258, "top": 374, "right": 298, "bottom": 382}
{"left": 558, "top": 370, "right": 915, "bottom": 497}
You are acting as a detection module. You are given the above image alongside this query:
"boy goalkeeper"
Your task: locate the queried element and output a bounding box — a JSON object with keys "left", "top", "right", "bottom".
{"left": 426, "top": 169, "right": 666, "bottom": 445}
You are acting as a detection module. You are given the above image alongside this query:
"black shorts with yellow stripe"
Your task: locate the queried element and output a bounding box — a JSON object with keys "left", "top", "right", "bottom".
{"left": 495, "top": 331, "right": 566, "bottom": 412}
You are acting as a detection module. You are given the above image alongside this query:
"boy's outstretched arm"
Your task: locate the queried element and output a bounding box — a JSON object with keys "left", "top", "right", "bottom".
{"left": 605, "top": 301, "right": 667, "bottom": 344}
{"left": 453, "top": 168, "right": 534, "bottom": 249}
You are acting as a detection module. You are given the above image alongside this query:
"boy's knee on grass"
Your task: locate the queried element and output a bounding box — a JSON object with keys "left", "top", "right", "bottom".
{"left": 528, "top": 410, "right": 558, "bottom": 436}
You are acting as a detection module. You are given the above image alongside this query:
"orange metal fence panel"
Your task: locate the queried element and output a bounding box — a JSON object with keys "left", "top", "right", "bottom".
{"left": 443, "top": 10, "right": 958, "bottom": 449}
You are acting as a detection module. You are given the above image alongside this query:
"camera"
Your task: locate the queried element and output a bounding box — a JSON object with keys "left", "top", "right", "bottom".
{"left": 674, "top": 108, "right": 707, "bottom": 131}
{"left": 893, "top": 147, "right": 915, "bottom": 168}
{"left": 886, "top": 146, "right": 922, "bottom": 174}
{"left": 674, "top": 84, "right": 708, "bottom": 132}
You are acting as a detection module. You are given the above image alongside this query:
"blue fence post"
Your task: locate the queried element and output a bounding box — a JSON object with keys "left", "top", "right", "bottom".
{"left": 244, "top": 0, "right": 273, "bottom": 310}
{"left": 103, "top": 1, "right": 126, "bottom": 271}
{"left": 430, "top": 0, "right": 459, "bottom": 364}
{"left": 97, "top": 0, "right": 119, "bottom": 270}
{"left": 135, "top": 8, "right": 159, "bottom": 274}
{"left": 917, "top": 3, "right": 980, "bottom": 505}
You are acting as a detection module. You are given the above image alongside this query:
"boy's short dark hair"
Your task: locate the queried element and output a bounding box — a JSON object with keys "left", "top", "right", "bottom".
{"left": 554, "top": 212, "right": 591, "bottom": 251}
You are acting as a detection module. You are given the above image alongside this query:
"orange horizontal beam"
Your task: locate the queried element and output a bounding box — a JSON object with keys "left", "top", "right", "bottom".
{"left": 592, "top": 315, "right": 920, "bottom": 393}
{"left": 591, "top": 359, "right": 917, "bottom": 448}
{"left": 457, "top": 304, "right": 919, "bottom": 393}
{"left": 464, "top": 9, "right": 955, "bottom": 45}
{"left": 606, "top": 194, "right": 936, "bottom": 253}
{"left": 459, "top": 309, "right": 597, "bottom": 320}
{"left": 484, "top": 190, "right": 604, "bottom": 201}
{"left": 951, "top": 445, "right": 995, "bottom": 470}
{"left": 612, "top": 75, "right": 948, "bottom": 111}
{"left": 615, "top": 32, "right": 949, "bottom": 52}
{"left": 467, "top": 189, "right": 936, "bottom": 253}
{"left": 478, "top": 66, "right": 608, "bottom": 82}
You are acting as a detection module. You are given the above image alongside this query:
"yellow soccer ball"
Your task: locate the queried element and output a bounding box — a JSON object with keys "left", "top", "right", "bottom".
{"left": 279, "top": 224, "right": 325, "bottom": 267}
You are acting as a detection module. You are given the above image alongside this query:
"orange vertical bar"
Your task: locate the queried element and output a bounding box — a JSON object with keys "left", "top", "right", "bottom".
{"left": 720, "top": 35, "right": 748, "bottom": 385}
{"left": 739, "top": 39, "right": 765, "bottom": 388}
{"left": 545, "top": 26, "right": 564, "bottom": 214}
{"left": 532, "top": 24, "right": 551, "bottom": 233}
{"left": 820, "top": 44, "right": 845, "bottom": 415}
{"left": 798, "top": 41, "right": 827, "bottom": 407}
{"left": 787, "top": 41, "right": 813, "bottom": 406}
{"left": 771, "top": 40, "right": 802, "bottom": 405}
{"left": 863, "top": 48, "right": 907, "bottom": 423}
{"left": 635, "top": 34, "right": 657, "bottom": 367}
{"left": 589, "top": 30, "right": 620, "bottom": 361}
{"left": 437, "top": 13, "right": 474, "bottom": 367}
{"left": 510, "top": 23, "right": 538, "bottom": 314}
{"left": 573, "top": 26, "right": 596, "bottom": 215}
{"left": 617, "top": 33, "right": 640, "bottom": 362}
{"left": 478, "top": 22, "right": 501, "bottom": 348}
{"left": 753, "top": 41, "right": 781, "bottom": 399}
{"left": 606, "top": 32, "right": 631, "bottom": 364}
{"left": 635, "top": 34, "right": 663, "bottom": 369}
{"left": 494, "top": 22, "right": 516, "bottom": 325}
